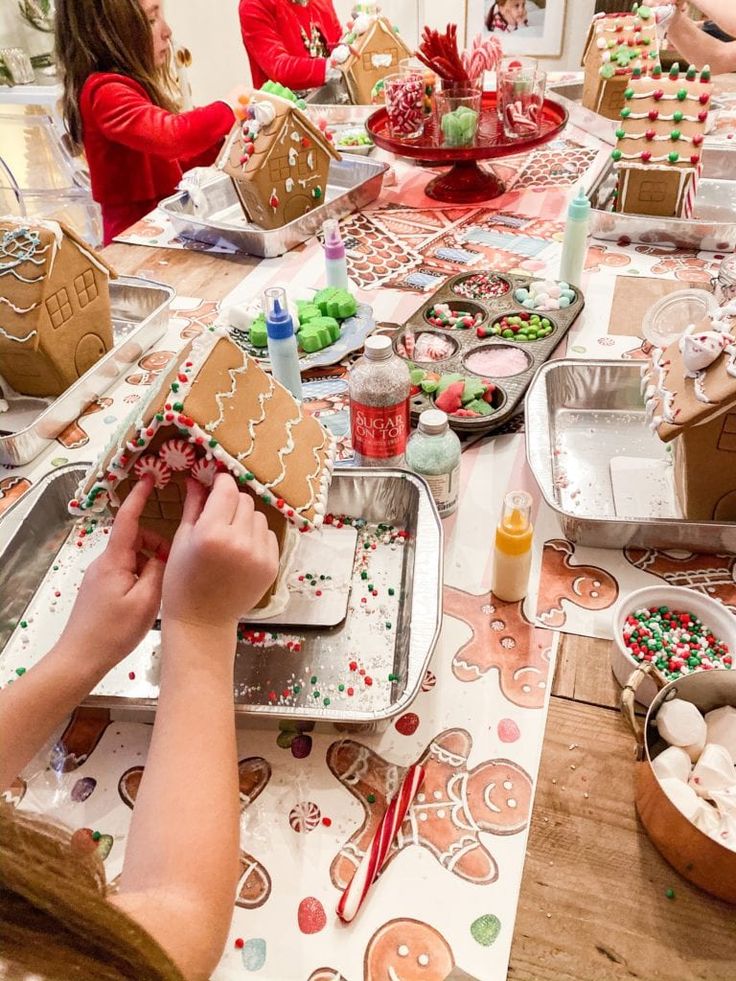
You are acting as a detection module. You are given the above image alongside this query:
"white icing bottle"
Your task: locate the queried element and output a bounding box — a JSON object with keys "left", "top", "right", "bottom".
{"left": 558, "top": 188, "right": 590, "bottom": 288}
{"left": 264, "top": 287, "right": 303, "bottom": 400}
{"left": 492, "top": 490, "right": 533, "bottom": 603}
{"left": 323, "top": 218, "right": 350, "bottom": 290}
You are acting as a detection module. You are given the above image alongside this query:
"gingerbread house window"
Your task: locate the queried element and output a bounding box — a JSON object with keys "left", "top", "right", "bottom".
{"left": 269, "top": 156, "right": 290, "bottom": 181}
{"left": 717, "top": 412, "right": 736, "bottom": 453}
{"left": 362, "top": 48, "right": 395, "bottom": 71}
{"left": 296, "top": 153, "right": 311, "bottom": 179}
{"left": 143, "top": 480, "right": 184, "bottom": 521}
{"left": 74, "top": 268, "right": 98, "bottom": 309}
{"left": 46, "top": 287, "right": 73, "bottom": 329}
{"left": 638, "top": 181, "right": 667, "bottom": 205}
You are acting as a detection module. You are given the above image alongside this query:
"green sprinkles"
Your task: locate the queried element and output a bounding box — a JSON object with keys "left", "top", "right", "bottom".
{"left": 313, "top": 691, "right": 320, "bottom": 699}
{"left": 338, "top": 684, "right": 345, "bottom": 692}
{"left": 323, "top": 697, "right": 331, "bottom": 707}
{"left": 91, "top": 830, "right": 101, "bottom": 841}
{"left": 665, "top": 888, "right": 676, "bottom": 900}
{"left": 293, "top": 685, "right": 301, "bottom": 694}
{"left": 367, "top": 793, "right": 376, "bottom": 804}
{"left": 15, "top": 667, "right": 26, "bottom": 676}
{"left": 310, "top": 675, "right": 317, "bottom": 685}
{"left": 19, "top": 621, "right": 27, "bottom": 629}
{"left": 388, "top": 587, "right": 395, "bottom": 596}
{"left": 208, "top": 439, "right": 218, "bottom": 448}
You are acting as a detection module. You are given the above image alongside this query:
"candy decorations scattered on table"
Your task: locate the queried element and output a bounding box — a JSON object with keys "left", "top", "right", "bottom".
{"left": 425, "top": 303, "right": 484, "bottom": 330}
{"left": 514, "top": 280, "right": 576, "bottom": 311}
{"left": 480, "top": 312, "right": 554, "bottom": 342}
{"left": 622, "top": 607, "right": 732, "bottom": 681}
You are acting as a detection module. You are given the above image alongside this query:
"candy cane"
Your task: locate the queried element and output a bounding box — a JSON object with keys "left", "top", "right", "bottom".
{"left": 336, "top": 764, "right": 425, "bottom": 924}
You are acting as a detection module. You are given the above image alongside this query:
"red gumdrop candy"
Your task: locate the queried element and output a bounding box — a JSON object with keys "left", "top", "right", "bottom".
{"left": 435, "top": 380, "right": 465, "bottom": 414}
{"left": 298, "top": 897, "right": 327, "bottom": 934}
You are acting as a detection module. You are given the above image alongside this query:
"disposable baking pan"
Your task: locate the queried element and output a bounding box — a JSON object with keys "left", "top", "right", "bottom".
{"left": 525, "top": 358, "right": 736, "bottom": 552}
{"left": 394, "top": 271, "right": 585, "bottom": 434}
{"left": 0, "top": 465, "right": 442, "bottom": 728}
{"left": 158, "top": 158, "right": 388, "bottom": 259}
{"left": 588, "top": 158, "right": 736, "bottom": 252}
{"left": 0, "top": 277, "right": 174, "bottom": 467}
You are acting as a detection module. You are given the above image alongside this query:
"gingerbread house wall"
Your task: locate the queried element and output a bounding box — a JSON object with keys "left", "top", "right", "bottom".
{"left": 674, "top": 409, "right": 736, "bottom": 521}
{"left": 615, "top": 166, "right": 693, "bottom": 218}
{"left": 344, "top": 21, "right": 411, "bottom": 105}
{"left": 0, "top": 239, "right": 112, "bottom": 397}
{"left": 232, "top": 115, "right": 331, "bottom": 230}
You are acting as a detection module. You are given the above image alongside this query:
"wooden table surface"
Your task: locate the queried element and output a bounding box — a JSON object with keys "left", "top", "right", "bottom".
{"left": 104, "top": 243, "right": 736, "bottom": 980}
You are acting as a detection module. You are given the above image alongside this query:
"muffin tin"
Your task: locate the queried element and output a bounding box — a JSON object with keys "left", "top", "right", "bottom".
{"left": 394, "top": 271, "right": 585, "bottom": 433}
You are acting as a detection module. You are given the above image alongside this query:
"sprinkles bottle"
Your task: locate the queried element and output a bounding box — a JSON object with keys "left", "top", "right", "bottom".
{"left": 349, "top": 336, "right": 410, "bottom": 467}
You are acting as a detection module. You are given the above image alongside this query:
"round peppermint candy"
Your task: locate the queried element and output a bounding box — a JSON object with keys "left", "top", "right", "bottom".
{"left": 289, "top": 800, "right": 321, "bottom": 833}
{"left": 191, "top": 458, "right": 218, "bottom": 487}
{"left": 133, "top": 454, "right": 171, "bottom": 490}
{"left": 159, "top": 438, "right": 196, "bottom": 472}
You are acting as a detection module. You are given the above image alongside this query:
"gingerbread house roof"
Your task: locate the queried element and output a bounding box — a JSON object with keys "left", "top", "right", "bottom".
{"left": 217, "top": 92, "right": 340, "bottom": 185}
{"left": 339, "top": 15, "right": 411, "bottom": 75}
{"left": 70, "top": 328, "right": 336, "bottom": 530}
{"left": 0, "top": 216, "right": 116, "bottom": 346}
{"left": 612, "top": 65, "right": 712, "bottom": 173}
{"left": 583, "top": 7, "right": 659, "bottom": 79}
{"left": 643, "top": 312, "right": 736, "bottom": 442}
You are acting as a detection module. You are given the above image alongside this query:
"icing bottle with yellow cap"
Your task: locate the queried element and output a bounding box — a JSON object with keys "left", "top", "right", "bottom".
{"left": 493, "top": 490, "right": 533, "bottom": 603}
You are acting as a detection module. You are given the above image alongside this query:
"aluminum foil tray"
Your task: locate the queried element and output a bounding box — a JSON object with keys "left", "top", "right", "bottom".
{"left": 159, "top": 159, "right": 388, "bottom": 259}
{"left": 0, "top": 465, "right": 442, "bottom": 729}
{"left": 0, "top": 277, "right": 174, "bottom": 467}
{"left": 588, "top": 158, "right": 736, "bottom": 252}
{"left": 395, "top": 271, "right": 585, "bottom": 434}
{"left": 525, "top": 359, "right": 736, "bottom": 553}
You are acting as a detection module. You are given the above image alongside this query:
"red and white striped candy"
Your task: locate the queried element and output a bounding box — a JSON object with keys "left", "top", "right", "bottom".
{"left": 133, "top": 454, "right": 171, "bottom": 490}
{"left": 336, "top": 763, "right": 425, "bottom": 924}
{"left": 159, "top": 438, "right": 196, "bottom": 472}
{"left": 191, "top": 457, "right": 218, "bottom": 487}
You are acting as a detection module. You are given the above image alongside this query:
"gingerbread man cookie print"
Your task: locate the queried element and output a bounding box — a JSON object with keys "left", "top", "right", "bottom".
{"left": 0, "top": 475, "right": 32, "bottom": 518}
{"left": 329, "top": 728, "right": 532, "bottom": 890}
{"left": 308, "top": 917, "right": 455, "bottom": 981}
{"left": 125, "top": 350, "right": 176, "bottom": 386}
{"left": 56, "top": 398, "right": 113, "bottom": 449}
{"left": 537, "top": 539, "right": 619, "bottom": 629}
{"left": 443, "top": 585, "right": 553, "bottom": 708}
{"left": 118, "top": 756, "right": 273, "bottom": 909}
{"left": 624, "top": 547, "right": 736, "bottom": 612}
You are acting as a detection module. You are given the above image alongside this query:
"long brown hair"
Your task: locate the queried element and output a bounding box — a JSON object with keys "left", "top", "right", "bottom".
{"left": 55, "top": 0, "right": 178, "bottom": 146}
{"left": 0, "top": 803, "right": 185, "bottom": 980}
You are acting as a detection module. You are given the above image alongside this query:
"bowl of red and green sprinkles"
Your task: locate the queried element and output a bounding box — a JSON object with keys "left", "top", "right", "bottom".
{"left": 611, "top": 586, "right": 736, "bottom": 706}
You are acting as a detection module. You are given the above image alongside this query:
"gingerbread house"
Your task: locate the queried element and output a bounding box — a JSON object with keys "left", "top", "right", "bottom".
{"left": 581, "top": 6, "right": 659, "bottom": 120}
{"left": 643, "top": 309, "right": 736, "bottom": 521}
{"left": 0, "top": 217, "right": 115, "bottom": 398}
{"left": 612, "top": 64, "right": 712, "bottom": 219}
{"left": 217, "top": 91, "right": 340, "bottom": 231}
{"left": 333, "top": 12, "right": 412, "bottom": 106}
{"left": 70, "top": 328, "right": 336, "bottom": 611}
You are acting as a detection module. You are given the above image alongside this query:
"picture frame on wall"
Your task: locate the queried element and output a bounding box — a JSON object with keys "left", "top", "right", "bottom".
{"left": 471, "top": 0, "right": 567, "bottom": 57}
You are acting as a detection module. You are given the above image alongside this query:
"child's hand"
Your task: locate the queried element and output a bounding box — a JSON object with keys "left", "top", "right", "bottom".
{"left": 161, "top": 475, "right": 279, "bottom": 632}
{"left": 59, "top": 476, "right": 167, "bottom": 673}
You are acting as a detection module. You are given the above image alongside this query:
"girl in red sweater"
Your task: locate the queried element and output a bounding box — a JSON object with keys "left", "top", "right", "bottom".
{"left": 239, "top": 0, "right": 342, "bottom": 91}
{"left": 56, "top": 0, "right": 247, "bottom": 244}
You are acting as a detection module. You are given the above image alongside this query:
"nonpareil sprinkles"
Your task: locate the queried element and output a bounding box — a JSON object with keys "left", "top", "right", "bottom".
{"left": 622, "top": 606, "right": 732, "bottom": 680}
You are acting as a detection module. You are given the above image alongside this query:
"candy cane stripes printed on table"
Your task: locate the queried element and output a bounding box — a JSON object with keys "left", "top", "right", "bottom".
{"left": 336, "top": 764, "right": 426, "bottom": 923}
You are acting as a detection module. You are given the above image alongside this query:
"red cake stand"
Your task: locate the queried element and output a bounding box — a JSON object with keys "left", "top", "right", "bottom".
{"left": 366, "top": 91, "right": 568, "bottom": 204}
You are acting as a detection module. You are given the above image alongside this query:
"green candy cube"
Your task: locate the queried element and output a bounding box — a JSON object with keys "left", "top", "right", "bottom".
{"left": 297, "top": 301, "right": 322, "bottom": 324}
{"left": 249, "top": 315, "right": 268, "bottom": 348}
{"left": 314, "top": 287, "right": 357, "bottom": 320}
{"left": 298, "top": 316, "right": 340, "bottom": 353}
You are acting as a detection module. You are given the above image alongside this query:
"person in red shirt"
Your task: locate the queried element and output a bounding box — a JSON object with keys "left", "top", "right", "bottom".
{"left": 55, "top": 0, "right": 249, "bottom": 244}
{"left": 239, "top": 0, "right": 343, "bottom": 91}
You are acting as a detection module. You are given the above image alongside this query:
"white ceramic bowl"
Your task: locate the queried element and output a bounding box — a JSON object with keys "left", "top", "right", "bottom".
{"left": 611, "top": 585, "right": 736, "bottom": 706}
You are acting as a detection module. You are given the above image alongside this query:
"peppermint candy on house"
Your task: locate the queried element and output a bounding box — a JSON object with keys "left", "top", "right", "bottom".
{"left": 133, "top": 454, "right": 172, "bottom": 490}
{"left": 159, "top": 438, "right": 197, "bottom": 471}
{"left": 191, "top": 457, "right": 218, "bottom": 487}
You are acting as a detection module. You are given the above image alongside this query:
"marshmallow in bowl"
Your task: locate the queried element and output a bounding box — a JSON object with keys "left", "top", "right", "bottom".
{"left": 656, "top": 699, "right": 707, "bottom": 761}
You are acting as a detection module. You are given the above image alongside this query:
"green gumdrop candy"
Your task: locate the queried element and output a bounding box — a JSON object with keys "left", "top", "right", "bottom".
{"left": 313, "top": 287, "right": 357, "bottom": 319}
{"left": 249, "top": 315, "right": 268, "bottom": 348}
{"left": 436, "top": 372, "right": 465, "bottom": 394}
{"left": 297, "top": 302, "right": 322, "bottom": 324}
{"left": 462, "top": 377, "right": 487, "bottom": 404}
{"left": 464, "top": 398, "right": 494, "bottom": 416}
{"left": 410, "top": 367, "right": 426, "bottom": 386}
{"left": 600, "top": 63, "right": 615, "bottom": 80}
{"left": 420, "top": 377, "right": 440, "bottom": 394}
{"left": 298, "top": 316, "right": 340, "bottom": 353}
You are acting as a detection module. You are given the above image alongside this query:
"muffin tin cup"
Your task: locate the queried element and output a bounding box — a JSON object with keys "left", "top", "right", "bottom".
{"left": 393, "top": 328, "right": 459, "bottom": 364}
{"left": 451, "top": 272, "right": 513, "bottom": 301}
{"left": 399, "top": 271, "right": 585, "bottom": 433}
{"left": 487, "top": 311, "right": 558, "bottom": 345}
{"left": 421, "top": 299, "right": 488, "bottom": 331}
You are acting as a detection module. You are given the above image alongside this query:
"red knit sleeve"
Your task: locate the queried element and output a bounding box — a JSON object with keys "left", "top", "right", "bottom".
{"left": 319, "top": 0, "right": 343, "bottom": 48}
{"left": 87, "top": 77, "right": 234, "bottom": 159}
{"left": 240, "top": 0, "right": 328, "bottom": 90}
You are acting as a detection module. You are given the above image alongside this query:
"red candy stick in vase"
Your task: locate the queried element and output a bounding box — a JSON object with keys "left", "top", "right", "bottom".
{"left": 336, "top": 763, "right": 426, "bottom": 924}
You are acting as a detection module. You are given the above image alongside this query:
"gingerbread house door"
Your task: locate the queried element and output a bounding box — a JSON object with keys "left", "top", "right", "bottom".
{"left": 75, "top": 333, "right": 108, "bottom": 377}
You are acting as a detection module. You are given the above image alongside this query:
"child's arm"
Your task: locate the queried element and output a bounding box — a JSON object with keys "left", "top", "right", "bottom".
{"left": 667, "top": 8, "right": 736, "bottom": 72}
{"left": 110, "top": 476, "right": 278, "bottom": 981}
{"left": 0, "top": 477, "right": 165, "bottom": 791}
{"left": 88, "top": 76, "right": 236, "bottom": 159}
{"left": 240, "top": 0, "right": 330, "bottom": 90}
{"left": 655, "top": 1, "right": 736, "bottom": 37}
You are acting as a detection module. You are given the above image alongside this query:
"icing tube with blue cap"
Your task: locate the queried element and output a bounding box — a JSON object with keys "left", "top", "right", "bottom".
{"left": 264, "top": 287, "right": 303, "bottom": 400}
